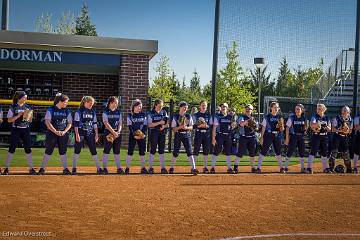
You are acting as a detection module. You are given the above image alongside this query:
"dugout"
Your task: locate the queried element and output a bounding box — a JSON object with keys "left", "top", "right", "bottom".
{"left": 0, "top": 30, "right": 158, "bottom": 146}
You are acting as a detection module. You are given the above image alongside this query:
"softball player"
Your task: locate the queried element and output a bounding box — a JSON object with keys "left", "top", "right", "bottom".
{"left": 211, "top": 103, "right": 235, "bottom": 174}
{"left": 170, "top": 101, "right": 198, "bottom": 175}
{"left": 3, "top": 91, "right": 35, "bottom": 175}
{"left": 102, "top": 96, "right": 123, "bottom": 175}
{"left": 328, "top": 106, "right": 353, "bottom": 173}
{"left": 353, "top": 112, "right": 360, "bottom": 174}
{"left": 72, "top": 96, "right": 101, "bottom": 175}
{"left": 125, "top": 99, "right": 147, "bottom": 174}
{"left": 257, "top": 102, "right": 285, "bottom": 174}
{"left": 234, "top": 104, "right": 257, "bottom": 173}
{"left": 38, "top": 93, "right": 72, "bottom": 175}
{"left": 307, "top": 104, "right": 331, "bottom": 174}
{"left": 284, "top": 104, "right": 307, "bottom": 173}
{"left": 192, "top": 100, "right": 212, "bottom": 173}
{"left": 147, "top": 99, "right": 169, "bottom": 174}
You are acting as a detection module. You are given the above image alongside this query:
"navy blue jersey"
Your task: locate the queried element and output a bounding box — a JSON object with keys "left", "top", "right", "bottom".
{"left": 263, "top": 113, "right": 282, "bottom": 132}
{"left": 171, "top": 113, "right": 193, "bottom": 132}
{"left": 287, "top": 114, "right": 306, "bottom": 134}
{"left": 310, "top": 114, "right": 330, "bottom": 134}
{"left": 73, "top": 107, "right": 97, "bottom": 135}
{"left": 45, "top": 106, "right": 72, "bottom": 131}
{"left": 102, "top": 108, "right": 122, "bottom": 135}
{"left": 332, "top": 115, "right": 353, "bottom": 130}
{"left": 127, "top": 112, "right": 147, "bottom": 135}
{"left": 147, "top": 109, "right": 168, "bottom": 130}
{"left": 7, "top": 103, "right": 32, "bottom": 128}
{"left": 237, "top": 114, "right": 256, "bottom": 136}
{"left": 193, "top": 112, "right": 212, "bottom": 129}
{"left": 355, "top": 115, "right": 360, "bottom": 133}
{"left": 214, "top": 113, "right": 233, "bottom": 134}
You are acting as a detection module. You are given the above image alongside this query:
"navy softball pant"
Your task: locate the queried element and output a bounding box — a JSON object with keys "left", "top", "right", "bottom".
{"left": 8, "top": 127, "right": 32, "bottom": 154}
{"left": 261, "top": 132, "right": 282, "bottom": 156}
{"left": 173, "top": 132, "right": 192, "bottom": 157}
{"left": 237, "top": 135, "right": 256, "bottom": 157}
{"left": 286, "top": 134, "right": 305, "bottom": 158}
{"left": 193, "top": 130, "right": 210, "bottom": 156}
{"left": 149, "top": 129, "right": 166, "bottom": 155}
{"left": 127, "top": 136, "right": 146, "bottom": 156}
{"left": 213, "top": 133, "right": 232, "bottom": 156}
{"left": 45, "top": 131, "right": 69, "bottom": 155}
{"left": 310, "top": 134, "right": 328, "bottom": 157}
{"left": 103, "top": 134, "right": 121, "bottom": 155}
{"left": 74, "top": 133, "right": 97, "bottom": 155}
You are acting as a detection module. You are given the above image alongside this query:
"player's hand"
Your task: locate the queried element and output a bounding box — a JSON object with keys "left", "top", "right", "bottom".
{"left": 75, "top": 134, "right": 81, "bottom": 142}
{"left": 284, "top": 138, "right": 289, "bottom": 146}
{"left": 95, "top": 134, "right": 99, "bottom": 142}
{"left": 212, "top": 138, "right": 216, "bottom": 146}
{"left": 159, "top": 120, "right": 165, "bottom": 125}
{"left": 160, "top": 125, "right": 165, "bottom": 131}
{"left": 112, "top": 131, "right": 119, "bottom": 138}
{"left": 260, "top": 137, "right": 263, "bottom": 146}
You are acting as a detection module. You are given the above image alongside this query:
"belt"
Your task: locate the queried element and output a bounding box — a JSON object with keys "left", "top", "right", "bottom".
{"left": 315, "top": 132, "right": 327, "bottom": 136}
{"left": 267, "top": 131, "right": 279, "bottom": 134}
{"left": 219, "top": 132, "right": 230, "bottom": 135}
{"left": 291, "top": 133, "right": 304, "bottom": 136}
{"left": 15, "top": 126, "right": 28, "bottom": 129}
{"left": 178, "top": 131, "right": 190, "bottom": 134}
{"left": 241, "top": 135, "right": 255, "bottom": 138}
{"left": 336, "top": 133, "right": 347, "bottom": 137}
{"left": 196, "top": 129, "right": 209, "bottom": 133}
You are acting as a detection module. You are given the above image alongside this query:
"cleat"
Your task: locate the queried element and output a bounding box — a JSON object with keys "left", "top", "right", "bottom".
{"left": 3, "top": 168, "right": 9, "bottom": 175}
{"left": 141, "top": 167, "right": 148, "bottom": 174}
{"left": 301, "top": 168, "right": 306, "bottom": 174}
{"left": 103, "top": 168, "right": 109, "bottom": 175}
{"left": 63, "top": 168, "right": 71, "bottom": 175}
{"left": 160, "top": 168, "right": 168, "bottom": 174}
{"left": 354, "top": 168, "right": 358, "bottom": 174}
{"left": 279, "top": 167, "right": 285, "bottom": 174}
{"left": 284, "top": 167, "right": 289, "bottom": 173}
{"left": 168, "top": 167, "right": 174, "bottom": 174}
{"left": 0, "top": 168, "right": 2, "bottom": 175}
{"left": 256, "top": 168, "right": 262, "bottom": 174}
{"left": 251, "top": 167, "right": 257, "bottom": 173}
{"left": 29, "top": 168, "right": 36, "bottom": 175}
{"left": 233, "top": 165, "right": 239, "bottom": 174}
{"left": 125, "top": 167, "right": 130, "bottom": 175}
{"left": 203, "top": 167, "right": 209, "bottom": 174}
{"left": 210, "top": 167, "right": 216, "bottom": 174}
{"left": 227, "top": 168, "right": 234, "bottom": 174}
{"left": 117, "top": 168, "right": 125, "bottom": 174}
{"left": 97, "top": 168, "right": 104, "bottom": 175}
{"left": 71, "top": 168, "right": 77, "bottom": 175}
{"left": 323, "top": 168, "right": 332, "bottom": 174}
{"left": 191, "top": 168, "right": 199, "bottom": 175}
{"left": 306, "top": 168, "right": 313, "bottom": 174}
{"left": 148, "top": 167, "right": 155, "bottom": 174}
{"left": 346, "top": 168, "right": 352, "bottom": 174}
{"left": 38, "top": 168, "right": 45, "bottom": 175}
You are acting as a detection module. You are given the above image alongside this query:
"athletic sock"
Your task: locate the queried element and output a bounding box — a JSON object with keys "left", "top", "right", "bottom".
{"left": 321, "top": 156, "right": 328, "bottom": 171}
{"left": 307, "top": 155, "right": 314, "bottom": 169}
{"left": 204, "top": 155, "right": 209, "bottom": 168}
{"left": 159, "top": 154, "right": 165, "bottom": 168}
{"left": 299, "top": 157, "right": 305, "bottom": 169}
{"left": 72, "top": 154, "right": 79, "bottom": 169}
{"left": 285, "top": 156, "right": 290, "bottom": 169}
{"left": 40, "top": 154, "right": 51, "bottom": 169}
{"left": 249, "top": 157, "right": 255, "bottom": 167}
{"left": 114, "top": 154, "right": 121, "bottom": 169}
{"left": 102, "top": 154, "right": 109, "bottom": 168}
{"left": 188, "top": 156, "right": 196, "bottom": 170}
{"left": 126, "top": 155, "right": 132, "bottom": 168}
{"left": 226, "top": 155, "right": 232, "bottom": 169}
{"left": 5, "top": 152, "right": 13, "bottom": 168}
{"left": 171, "top": 156, "right": 177, "bottom": 168}
{"left": 26, "top": 153, "right": 34, "bottom": 169}
{"left": 234, "top": 156, "right": 240, "bottom": 166}
{"left": 140, "top": 155, "right": 146, "bottom": 168}
{"left": 354, "top": 154, "right": 359, "bottom": 169}
{"left": 60, "top": 154, "right": 68, "bottom": 169}
{"left": 211, "top": 155, "right": 217, "bottom": 168}
{"left": 275, "top": 155, "right": 283, "bottom": 169}
{"left": 92, "top": 155, "right": 100, "bottom": 169}
{"left": 257, "top": 154, "right": 264, "bottom": 169}
{"left": 149, "top": 154, "right": 155, "bottom": 168}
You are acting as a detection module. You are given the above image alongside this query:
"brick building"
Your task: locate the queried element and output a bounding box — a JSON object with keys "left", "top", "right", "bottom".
{"left": 0, "top": 30, "right": 158, "bottom": 146}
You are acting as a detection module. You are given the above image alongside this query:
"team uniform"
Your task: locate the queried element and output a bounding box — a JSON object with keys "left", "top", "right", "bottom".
{"left": 257, "top": 114, "right": 284, "bottom": 173}
{"left": 329, "top": 115, "right": 353, "bottom": 173}
{"left": 72, "top": 107, "right": 101, "bottom": 174}
{"left": 285, "top": 114, "right": 307, "bottom": 173}
{"left": 148, "top": 109, "right": 168, "bottom": 173}
{"left": 353, "top": 115, "right": 360, "bottom": 173}
{"left": 234, "top": 114, "right": 257, "bottom": 173}
{"left": 211, "top": 113, "right": 234, "bottom": 173}
{"left": 102, "top": 107, "right": 123, "bottom": 174}
{"left": 0, "top": 108, "right": 2, "bottom": 174}
{"left": 170, "top": 113, "right": 197, "bottom": 174}
{"left": 39, "top": 106, "right": 72, "bottom": 174}
{"left": 125, "top": 112, "right": 147, "bottom": 174}
{"left": 4, "top": 103, "right": 35, "bottom": 175}
{"left": 192, "top": 111, "right": 212, "bottom": 173}
{"left": 307, "top": 114, "right": 331, "bottom": 173}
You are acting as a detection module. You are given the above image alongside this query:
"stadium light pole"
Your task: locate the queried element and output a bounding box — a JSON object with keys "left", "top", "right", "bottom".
{"left": 254, "top": 57, "right": 265, "bottom": 123}
{"left": 1, "top": 0, "right": 9, "bottom": 30}
{"left": 210, "top": 0, "right": 220, "bottom": 117}
{"left": 353, "top": 0, "right": 360, "bottom": 117}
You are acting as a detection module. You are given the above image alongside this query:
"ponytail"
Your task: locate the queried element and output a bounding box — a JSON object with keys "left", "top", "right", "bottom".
{"left": 54, "top": 93, "right": 69, "bottom": 106}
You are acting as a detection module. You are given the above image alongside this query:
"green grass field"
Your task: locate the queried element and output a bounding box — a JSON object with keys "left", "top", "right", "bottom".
{"left": 0, "top": 147, "right": 313, "bottom": 167}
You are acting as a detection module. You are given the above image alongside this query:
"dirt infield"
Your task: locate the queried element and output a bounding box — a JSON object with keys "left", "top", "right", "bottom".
{"left": 0, "top": 163, "right": 359, "bottom": 240}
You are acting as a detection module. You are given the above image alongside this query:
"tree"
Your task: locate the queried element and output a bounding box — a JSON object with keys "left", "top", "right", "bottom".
{"left": 250, "top": 65, "right": 276, "bottom": 112}
{"left": 75, "top": 3, "right": 97, "bottom": 36}
{"left": 216, "top": 42, "right": 255, "bottom": 113}
{"left": 56, "top": 11, "right": 76, "bottom": 35}
{"left": 35, "top": 13, "right": 54, "bottom": 33}
{"left": 148, "top": 56, "right": 177, "bottom": 102}
{"left": 275, "top": 57, "right": 293, "bottom": 96}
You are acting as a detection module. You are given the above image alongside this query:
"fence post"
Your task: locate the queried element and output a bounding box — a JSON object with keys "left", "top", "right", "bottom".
{"left": 168, "top": 98, "right": 174, "bottom": 153}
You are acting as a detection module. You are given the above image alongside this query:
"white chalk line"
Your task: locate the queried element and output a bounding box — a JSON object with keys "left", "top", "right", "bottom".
{"left": 219, "top": 233, "right": 360, "bottom": 240}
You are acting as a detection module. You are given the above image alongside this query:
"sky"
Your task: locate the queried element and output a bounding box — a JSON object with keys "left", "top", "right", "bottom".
{"left": 5, "top": 0, "right": 358, "bottom": 86}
